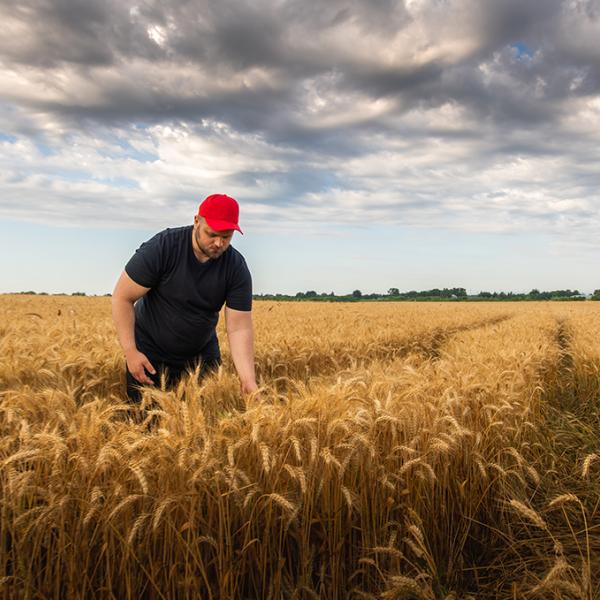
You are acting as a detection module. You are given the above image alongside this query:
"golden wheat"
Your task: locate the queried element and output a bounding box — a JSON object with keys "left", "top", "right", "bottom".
{"left": 0, "top": 296, "right": 599, "bottom": 598}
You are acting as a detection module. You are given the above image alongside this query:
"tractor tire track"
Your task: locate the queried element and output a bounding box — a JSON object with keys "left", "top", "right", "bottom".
{"left": 256, "top": 314, "right": 514, "bottom": 385}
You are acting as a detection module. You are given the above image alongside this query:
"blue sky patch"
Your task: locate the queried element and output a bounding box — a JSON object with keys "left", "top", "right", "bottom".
{"left": 0, "top": 132, "right": 17, "bottom": 143}
{"left": 36, "top": 142, "right": 56, "bottom": 157}
{"left": 94, "top": 175, "right": 140, "bottom": 189}
{"left": 511, "top": 42, "right": 534, "bottom": 60}
{"left": 99, "top": 137, "right": 158, "bottom": 162}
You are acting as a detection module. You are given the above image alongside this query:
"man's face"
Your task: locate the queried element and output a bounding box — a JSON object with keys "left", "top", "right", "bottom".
{"left": 193, "top": 216, "right": 234, "bottom": 260}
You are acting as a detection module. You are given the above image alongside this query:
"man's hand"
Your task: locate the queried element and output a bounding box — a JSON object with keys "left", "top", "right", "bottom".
{"left": 112, "top": 271, "right": 154, "bottom": 385}
{"left": 125, "top": 348, "right": 156, "bottom": 385}
{"left": 240, "top": 379, "right": 259, "bottom": 394}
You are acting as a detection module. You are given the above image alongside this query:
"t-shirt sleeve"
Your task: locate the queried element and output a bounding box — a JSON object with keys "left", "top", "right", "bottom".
{"left": 225, "top": 256, "right": 253, "bottom": 311}
{"left": 124, "top": 233, "right": 166, "bottom": 288}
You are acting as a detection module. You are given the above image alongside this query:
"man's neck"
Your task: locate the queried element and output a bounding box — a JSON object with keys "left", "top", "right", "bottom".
{"left": 193, "top": 249, "right": 210, "bottom": 263}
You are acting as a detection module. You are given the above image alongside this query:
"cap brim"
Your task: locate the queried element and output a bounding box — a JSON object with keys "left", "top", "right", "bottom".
{"left": 204, "top": 217, "right": 243, "bottom": 234}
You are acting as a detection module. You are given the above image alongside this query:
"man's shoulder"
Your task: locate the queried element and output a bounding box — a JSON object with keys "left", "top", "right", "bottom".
{"left": 134, "top": 226, "right": 190, "bottom": 266}
{"left": 144, "top": 225, "right": 191, "bottom": 251}
{"left": 154, "top": 225, "right": 191, "bottom": 242}
{"left": 219, "top": 246, "right": 251, "bottom": 283}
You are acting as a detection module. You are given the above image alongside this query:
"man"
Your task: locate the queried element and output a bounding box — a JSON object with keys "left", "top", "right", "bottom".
{"left": 112, "top": 194, "right": 258, "bottom": 401}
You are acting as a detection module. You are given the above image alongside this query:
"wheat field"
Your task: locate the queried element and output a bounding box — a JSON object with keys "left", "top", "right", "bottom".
{"left": 0, "top": 295, "right": 599, "bottom": 599}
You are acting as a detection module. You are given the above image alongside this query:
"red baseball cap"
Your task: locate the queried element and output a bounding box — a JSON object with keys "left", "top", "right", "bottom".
{"left": 198, "top": 194, "right": 243, "bottom": 234}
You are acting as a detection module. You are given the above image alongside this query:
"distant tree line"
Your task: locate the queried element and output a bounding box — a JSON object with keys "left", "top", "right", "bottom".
{"left": 9, "top": 289, "right": 598, "bottom": 301}
{"left": 254, "top": 288, "right": 590, "bottom": 302}
{"left": 12, "top": 291, "right": 112, "bottom": 297}
{"left": 475, "top": 288, "right": 585, "bottom": 300}
{"left": 386, "top": 287, "right": 468, "bottom": 299}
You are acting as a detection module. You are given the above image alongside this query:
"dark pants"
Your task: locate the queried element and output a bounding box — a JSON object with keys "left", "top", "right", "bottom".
{"left": 125, "top": 356, "right": 221, "bottom": 403}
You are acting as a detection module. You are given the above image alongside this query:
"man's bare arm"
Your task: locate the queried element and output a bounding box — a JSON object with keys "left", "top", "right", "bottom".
{"left": 225, "top": 307, "right": 258, "bottom": 394}
{"left": 111, "top": 271, "right": 156, "bottom": 384}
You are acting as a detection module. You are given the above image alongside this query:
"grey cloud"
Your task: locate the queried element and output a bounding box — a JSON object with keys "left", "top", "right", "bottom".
{"left": 3, "top": 0, "right": 598, "bottom": 135}
{"left": 0, "top": 1, "right": 148, "bottom": 67}
{"left": 342, "top": 61, "right": 445, "bottom": 99}
{"left": 474, "top": 0, "right": 563, "bottom": 55}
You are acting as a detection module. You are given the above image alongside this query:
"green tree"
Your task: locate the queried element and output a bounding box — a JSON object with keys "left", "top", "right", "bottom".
{"left": 452, "top": 287, "right": 467, "bottom": 298}
{"left": 388, "top": 287, "right": 400, "bottom": 296}
{"left": 352, "top": 289, "right": 362, "bottom": 298}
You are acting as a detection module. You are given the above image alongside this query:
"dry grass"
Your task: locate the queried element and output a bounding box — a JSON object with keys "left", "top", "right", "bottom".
{"left": 0, "top": 295, "right": 599, "bottom": 599}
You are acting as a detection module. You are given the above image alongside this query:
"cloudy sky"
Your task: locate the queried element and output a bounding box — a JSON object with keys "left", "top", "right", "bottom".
{"left": 1, "top": 0, "right": 600, "bottom": 295}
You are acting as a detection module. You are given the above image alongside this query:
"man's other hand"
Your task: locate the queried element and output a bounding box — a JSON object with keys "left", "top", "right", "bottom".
{"left": 126, "top": 349, "right": 156, "bottom": 385}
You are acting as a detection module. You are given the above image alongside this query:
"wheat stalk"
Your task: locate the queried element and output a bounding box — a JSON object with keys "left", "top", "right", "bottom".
{"left": 508, "top": 499, "right": 548, "bottom": 530}
{"left": 581, "top": 453, "right": 598, "bottom": 479}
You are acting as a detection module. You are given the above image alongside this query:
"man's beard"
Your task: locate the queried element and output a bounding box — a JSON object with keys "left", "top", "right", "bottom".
{"left": 195, "top": 228, "right": 222, "bottom": 259}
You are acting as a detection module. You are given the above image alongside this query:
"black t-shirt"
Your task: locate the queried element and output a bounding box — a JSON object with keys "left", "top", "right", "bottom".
{"left": 125, "top": 226, "right": 252, "bottom": 367}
